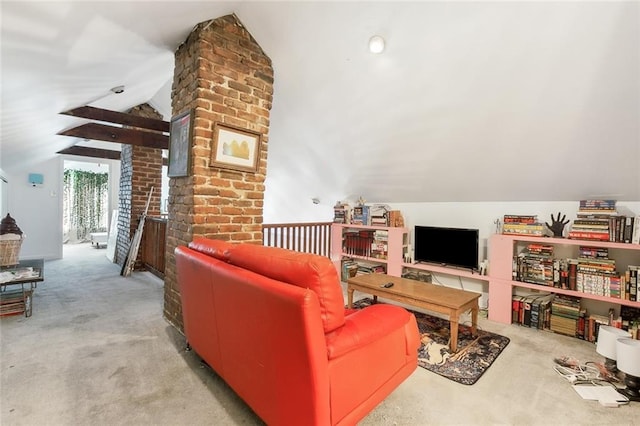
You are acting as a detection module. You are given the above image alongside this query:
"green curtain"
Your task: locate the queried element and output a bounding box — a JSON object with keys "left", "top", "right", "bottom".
{"left": 63, "top": 169, "right": 109, "bottom": 241}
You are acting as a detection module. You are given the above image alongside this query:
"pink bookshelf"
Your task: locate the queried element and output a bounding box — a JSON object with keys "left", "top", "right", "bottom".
{"left": 488, "top": 234, "right": 640, "bottom": 324}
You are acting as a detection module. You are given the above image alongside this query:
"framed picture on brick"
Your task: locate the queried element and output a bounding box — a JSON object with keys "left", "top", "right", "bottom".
{"left": 211, "top": 123, "right": 261, "bottom": 173}
{"left": 168, "top": 110, "right": 192, "bottom": 177}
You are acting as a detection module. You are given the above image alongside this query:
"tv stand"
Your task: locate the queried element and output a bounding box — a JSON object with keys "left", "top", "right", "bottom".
{"left": 404, "top": 261, "right": 489, "bottom": 282}
{"left": 330, "top": 223, "right": 489, "bottom": 285}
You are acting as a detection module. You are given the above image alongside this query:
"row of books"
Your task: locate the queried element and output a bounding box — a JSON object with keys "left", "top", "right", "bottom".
{"left": 333, "top": 203, "right": 404, "bottom": 227}
{"left": 568, "top": 214, "right": 640, "bottom": 243}
{"left": 512, "top": 293, "right": 640, "bottom": 340}
{"left": 512, "top": 244, "right": 639, "bottom": 301}
{"left": 342, "top": 229, "right": 388, "bottom": 259}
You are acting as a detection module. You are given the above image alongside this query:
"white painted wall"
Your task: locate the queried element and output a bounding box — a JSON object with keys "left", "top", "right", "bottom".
{"left": 4, "top": 157, "right": 64, "bottom": 260}
{"left": 4, "top": 157, "right": 122, "bottom": 260}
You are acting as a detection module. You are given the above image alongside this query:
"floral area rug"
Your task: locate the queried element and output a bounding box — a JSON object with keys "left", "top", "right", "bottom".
{"left": 351, "top": 298, "right": 510, "bottom": 385}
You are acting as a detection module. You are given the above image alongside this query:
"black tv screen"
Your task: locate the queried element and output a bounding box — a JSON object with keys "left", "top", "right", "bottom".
{"left": 414, "top": 226, "right": 479, "bottom": 271}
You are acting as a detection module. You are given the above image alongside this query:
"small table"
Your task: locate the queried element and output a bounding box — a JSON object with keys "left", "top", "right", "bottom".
{"left": 0, "top": 259, "right": 44, "bottom": 317}
{"left": 347, "top": 273, "right": 480, "bottom": 352}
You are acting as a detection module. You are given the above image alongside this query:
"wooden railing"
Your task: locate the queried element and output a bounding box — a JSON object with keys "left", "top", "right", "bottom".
{"left": 262, "top": 222, "right": 333, "bottom": 257}
{"left": 137, "top": 220, "right": 330, "bottom": 279}
{"left": 140, "top": 216, "right": 167, "bottom": 279}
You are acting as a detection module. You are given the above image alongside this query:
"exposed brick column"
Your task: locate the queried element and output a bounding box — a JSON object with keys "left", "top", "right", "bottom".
{"left": 164, "top": 14, "right": 273, "bottom": 330}
{"left": 116, "top": 104, "right": 164, "bottom": 269}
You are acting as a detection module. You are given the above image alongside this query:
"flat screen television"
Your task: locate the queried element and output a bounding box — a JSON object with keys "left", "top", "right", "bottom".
{"left": 414, "top": 225, "right": 479, "bottom": 271}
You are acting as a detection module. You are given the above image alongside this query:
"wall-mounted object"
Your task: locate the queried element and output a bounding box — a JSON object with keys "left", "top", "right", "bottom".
{"left": 211, "top": 122, "right": 261, "bottom": 173}
{"left": 28, "top": 173, "right": 44, "bottom": 187}
{"left": 168, "top": 110, "right": 193, "bottom": 178}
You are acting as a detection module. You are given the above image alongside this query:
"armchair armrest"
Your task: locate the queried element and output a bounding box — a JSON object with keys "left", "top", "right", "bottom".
{"left": 325, "top": 304, "right": 417, "bottom": 360}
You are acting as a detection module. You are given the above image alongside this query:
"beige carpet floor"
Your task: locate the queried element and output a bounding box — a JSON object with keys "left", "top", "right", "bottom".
{"left": 1, "top": 243, "right": 638, "bottom": 425}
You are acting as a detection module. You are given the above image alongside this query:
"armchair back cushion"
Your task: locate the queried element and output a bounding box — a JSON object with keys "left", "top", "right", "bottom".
{"left": 189, "top": 238, "right": 345, "bottom": 334}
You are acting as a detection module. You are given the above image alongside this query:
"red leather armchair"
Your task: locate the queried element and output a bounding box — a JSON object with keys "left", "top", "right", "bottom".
{"left": 175, "top": 238, "right": 420, "bottom": 425}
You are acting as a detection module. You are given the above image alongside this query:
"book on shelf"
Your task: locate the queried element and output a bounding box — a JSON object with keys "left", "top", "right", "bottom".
{"left": 628, "top": 266, "right": 638, "bottom": 302}
{"left": 632, "top": 215, "right": 640, "bottom": 244}
{"left": 567, "top": 230, "right": 610, "bottom": 241}
{"left": 578, "top": 199, "right": 617, "bottom": 215}
{"left": 351, "top": 205, "right": 370, "bottom": 226}
{"left": 343, "top": 230, "right": 377, "bottom": 257}
{"left": 579, "top": 199, "right": 617, "bottom": 209}
{"left": 622, "top": 216, "right": 634, "bottom": 243}
{"left": 387, "top": 210, "right": 404, "bottom": 227}
{"left": 578, "top": 246, "right": 609, "bottom": 259}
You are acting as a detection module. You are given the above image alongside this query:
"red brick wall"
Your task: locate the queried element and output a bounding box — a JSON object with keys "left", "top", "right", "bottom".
{"left": 164, "top": 15, "right": 273, "bottom": 330}
{"left": 115, "top": 104, "right": 163, "bottom": 268}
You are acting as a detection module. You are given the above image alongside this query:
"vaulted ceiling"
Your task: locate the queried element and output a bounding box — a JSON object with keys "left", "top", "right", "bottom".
{"left": 1, "top": 1, "right": 638, "bottom": 208}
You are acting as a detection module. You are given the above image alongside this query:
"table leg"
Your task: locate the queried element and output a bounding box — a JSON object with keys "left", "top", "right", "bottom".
{"left": 471, "top": 304, "right": 478, "bottom": 336}
{"left": 450, "top": 316, "right": 459, "bottom": 353}
{"left": 347, "top": 287, "right": 354, "bottom": 309}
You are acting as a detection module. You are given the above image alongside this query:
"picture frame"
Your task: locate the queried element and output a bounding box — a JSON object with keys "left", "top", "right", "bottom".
{"left": 167, "top": 110, "right": 193, "bottom": 177}
{"left": 211, "top": 122, "right": 262, "bottom": 173}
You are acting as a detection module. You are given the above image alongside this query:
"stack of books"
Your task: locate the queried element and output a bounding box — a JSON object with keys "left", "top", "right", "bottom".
{"left": 568, "top": 200, "right": 616, "bottom": 241}
{"left": 340, "top": 259, "right": 386, "bottom": 280}
{"left": 513, "top": 244, "right": 555, "bottom": 286}
{"left": 577, "top": 199, "right": 617, "bottom": 215}
{"left": 333, "top": 202, "right": 350, "bottom": 224}
{"left": 502, "top": 215, "right": 545, "bottom": 236}
{"left": 550, "top": 295, "right": 582, "bottom": 337}
{"left": 355, "top": 263, "right": 386, "bottom": 275}
{"left": 370, "top": 204, "right": 390, "bottom": 227}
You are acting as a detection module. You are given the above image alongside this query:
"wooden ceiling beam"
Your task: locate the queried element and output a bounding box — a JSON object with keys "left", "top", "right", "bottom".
{"left": 61, "top": 106, "right": 169, "bottom": 133}
{"left": 58, "top": 123, "right": 168, "bottom": 150}
{"left": 57, "top": 146, "right": 121, "bottom": 160}
{"left": 57, "top": 145, "right": 169, "bottom": 166}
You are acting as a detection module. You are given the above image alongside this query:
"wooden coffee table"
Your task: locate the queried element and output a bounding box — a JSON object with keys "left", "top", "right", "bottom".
{"left": 347, "top": 273, "right": 480, "bottom": 352}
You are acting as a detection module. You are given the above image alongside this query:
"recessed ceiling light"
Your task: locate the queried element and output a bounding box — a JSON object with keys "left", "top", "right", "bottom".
{"left": 110, "top": 85, "right": 125, "bottom": 94}
{"left": 369, "top": 35, "right": 385, "bottom": 54}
